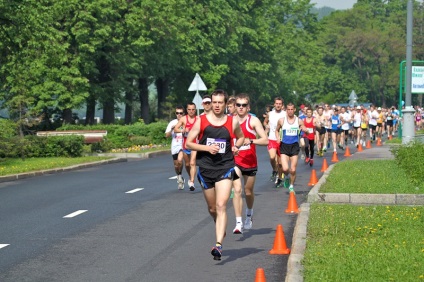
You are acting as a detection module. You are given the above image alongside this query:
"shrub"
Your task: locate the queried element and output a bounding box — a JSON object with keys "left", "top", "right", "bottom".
{"left": 23, "top": 135, "right": 84, "bottom": 157}
{"left": 391, "top": 141, "right": 424, "bottom": 186}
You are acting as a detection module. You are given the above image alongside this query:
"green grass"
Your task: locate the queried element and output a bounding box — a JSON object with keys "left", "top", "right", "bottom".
{"left": 385, "top": 137, "right": 402, "bottom": 144}
{"left": 0, "top": 157, "right": 111, "bottom": 176}
{"left": 303, "top": 204, "right": 424, "bottom": 282}
{"left": 320, "top": 160, "right": 423, "bottom": 194}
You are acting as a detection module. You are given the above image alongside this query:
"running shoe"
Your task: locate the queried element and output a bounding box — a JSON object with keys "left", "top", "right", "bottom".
{"left": 283, "top": 176, "right": 290, "bottom": 189}
{"left": 323, "top": 146, "right": 327, "bottom": 152}
{"left": 338, "top": 144, "right": 343, "bottom": 149}
{"left": 244, "top": 216, "right": 253, "bottom": 230}
{"left": 232, "top": 223, "right": 243, "bottom": 234}
{"left": 177, "top": 176, "right": 184, "bottom": 190}
{"left": 188, "top": 181, "right": 195, "bottom": 191}
{"left": 275, "top": 179, "right": 284, "bottom": 188}
{"left": 269, "top": 171, "right": 277, "bottom": 182}
{"left": 230, "top": 188, "right": 235, "bottom": 199}
{"left": 305, "top": 157, "right": 310, "bottom": 164}
{"left": 309, "top": 159, "right": 314, "bottom": 167}
{"left": 301, "top": 153, "right": 305, "bottom": 160}
{"left": 288, "top": 185, "right": 295, "bottom": 193}
{"left": 211, "top": 245, "right": 223, "bottom": 260}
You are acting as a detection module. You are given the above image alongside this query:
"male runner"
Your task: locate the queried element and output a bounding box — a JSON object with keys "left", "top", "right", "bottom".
{"left": 186, "top": 89, "right": 244, "bottom": 261}
{"left": 266, "top": 97, "right": 286, "bottom": 187}
{"left": 231, "top": 94, "right": 268, "bottom": 234}
{"left": 275, "top": 103, "right": 305, "bottom": 192}
{"left": 165, "top": 106, "right": 185, "bottom": 189}
{"left": 174, "top": 102, "right": 198, "bottom": 191}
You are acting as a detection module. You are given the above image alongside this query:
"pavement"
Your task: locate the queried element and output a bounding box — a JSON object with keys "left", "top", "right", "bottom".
{"left": 286, "top": 144, "right": 424, "bottom": 282}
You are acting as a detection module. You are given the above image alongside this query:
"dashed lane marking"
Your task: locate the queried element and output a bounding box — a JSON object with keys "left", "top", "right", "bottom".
{"left": 63, "top": 210, "right": 88, "bottom": 218}
{"left": 126, "top": 188, "right": 144, "bottom": 194}
{"left": 169, "top": 176, "right": 178, "bottom": 180}
{"left": 0, "top": 244, "right": 10, "bottom": 249}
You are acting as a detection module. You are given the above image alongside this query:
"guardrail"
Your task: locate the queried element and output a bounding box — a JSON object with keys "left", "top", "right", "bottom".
{"left": 36, "top": 130, "right": 107, "bottom": 144}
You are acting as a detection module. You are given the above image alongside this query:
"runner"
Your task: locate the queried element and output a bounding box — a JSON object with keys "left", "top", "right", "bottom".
{"left": 226, "top": 96, "right": 236, "bottom": 116}
{"left": 376, "top": 107, "right": 384, "bottom": 140}
{"left": 275, "top": 102, "right": 305, "bottom": 192}
{"left": 340, "top": 106, "right": 351, "bottom": 149}
{"left": 231, "top": 93, "right": 268, "bottom": 234}
{"left": 360, "top": 108, "right": 369, "bottom": 147}
{"left": 302, "top": 107, "right": 317, "bottom": 166}
{"left": 386, "top": 107, "right": 395, "bottom": 139}
{"left": 185, "top": 89, "right": 244, "bottom": 260}
{"left": 368, "top": 105, "right": 378, "bottom": 142}
{"left": 352, "top": 106, "right": 363, "bottom": 147}
{"left": 314, "top": 106, "right": 326, "bottom": 156}
{"left": 174, "top": 102, "right": 198, "bottom": 191}
{"left": 323, "top": 104, "right": 333, "bottom": 152}
{"left": 164, "top": 106, "right": 185, "bottom": 189}
{"left": 330, "top": 107, "right": 342, "bottom": 153}
{"left": 266, "top": 97, "right": 286, "bottom": 187}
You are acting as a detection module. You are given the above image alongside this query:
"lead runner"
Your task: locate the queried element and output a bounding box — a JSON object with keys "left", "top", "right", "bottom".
{"left": 185, "top": 89, "right": 245, "bottom": 260}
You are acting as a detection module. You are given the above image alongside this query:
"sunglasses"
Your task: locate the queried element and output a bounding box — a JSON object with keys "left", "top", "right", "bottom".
{"left": 175, "top": 112, "right": 184, "bottom": 115}
{"left": 203, "top": 102, "right": 211, "bottom": 105}
{"left": 236, "top": 103, "right": 248, "bottom": 108}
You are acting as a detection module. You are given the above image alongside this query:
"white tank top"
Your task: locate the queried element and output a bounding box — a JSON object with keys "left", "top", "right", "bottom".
{"left": 268, "top": 110, "right": 286, "bottom": 141}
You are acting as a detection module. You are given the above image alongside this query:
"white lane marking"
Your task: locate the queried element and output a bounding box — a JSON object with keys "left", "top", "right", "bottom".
{"left": 126, "top": 188, "right": 144, "bottom": 194}
{"left": 0, "top": 244, "right": 10, "bottom": 249}
{"left": 169, "top": 176, "right": 178, "bottom": 180}
{"left": 63, "top": 210, "right": 88, "bottom": 218}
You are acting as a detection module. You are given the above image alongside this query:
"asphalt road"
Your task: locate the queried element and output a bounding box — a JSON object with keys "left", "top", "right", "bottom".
{"left": 0, "top": 145, "right": 350, "bottom": 282}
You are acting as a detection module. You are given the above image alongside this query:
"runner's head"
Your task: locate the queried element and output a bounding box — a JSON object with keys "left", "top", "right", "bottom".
{"left": 186, "top": 102, "right": 197, "bottom": 117}
{"left": 273, "top": 97, "right": 284, "bottom": 112}
{"left": 227, "top": 96, "right": 236, "bottom": 115}
{"left": 306, "top": 108, "right": 313, "bottom": 118}
{"left": 235, "top": 93, "right": 250, "bottom": 117}
{"left": 211, "top": 89, "right": 228, "bottom": 115}
{"left": 175, "top": 106, "right": 185, "bottom": 120}
{"left": 286, "top": 102, "right": 295, "bottom": 117}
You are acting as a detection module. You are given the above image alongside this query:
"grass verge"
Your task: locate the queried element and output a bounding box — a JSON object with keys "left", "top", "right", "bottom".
{"left": 303, "top": 204, "right": 424, "bottom": 281}
{"left": 320, "top": 160, "right": 423, "bottom": 194}
{"left": 0, "top": 157, "right": 112, "bottom": 176}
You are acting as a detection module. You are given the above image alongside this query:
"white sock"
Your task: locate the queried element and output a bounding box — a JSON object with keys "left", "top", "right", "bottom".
{"left": 236, "top": 217, "right": 242, "bottom": 224}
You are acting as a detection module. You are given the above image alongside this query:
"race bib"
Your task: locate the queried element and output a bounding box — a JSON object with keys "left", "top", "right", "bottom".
{"left": 332, "top": 119, "right": 338, "bottom": 124}
{"left": 286, "top": 128, "right": 298, "bottom": 136}
{"left": 307, "top": 128, "right": 314, "bottom": 134}
{"left": 207, "top": 138, "right": 226, "bottom": 153}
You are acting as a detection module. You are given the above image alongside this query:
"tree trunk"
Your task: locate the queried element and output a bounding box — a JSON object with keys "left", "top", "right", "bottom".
{"left": 62, "top": 108, "right": 73, "bottom": 124}
{"left": 102, "top": 98, "right": 115, "bottom": 124}
{"left": 124, "top": 89, "right": 133, "bottom": 125}
{"left": 138, "top": 77, "right": 150, "bottom": 124}
{"left": 156, "top": 77, "right": 169, "bottom": 120}
{"left": 85, "top": 94, "right": 96, "bottom": 125}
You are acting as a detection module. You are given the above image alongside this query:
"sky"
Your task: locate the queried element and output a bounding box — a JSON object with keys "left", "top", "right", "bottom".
{"left": 312, "top": 0, "right": 357, "bottom": 10}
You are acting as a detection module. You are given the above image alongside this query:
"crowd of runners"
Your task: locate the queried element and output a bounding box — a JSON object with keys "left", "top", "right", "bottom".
{"left": 164, "top": 91, "right": 424, "bottom": 260}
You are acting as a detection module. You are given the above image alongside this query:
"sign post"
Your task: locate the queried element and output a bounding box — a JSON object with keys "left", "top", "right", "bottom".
{"left": 188, "top": 73, "right": 208, "bottom": 115}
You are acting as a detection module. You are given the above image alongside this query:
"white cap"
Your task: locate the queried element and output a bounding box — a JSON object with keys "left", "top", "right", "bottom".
{"left": 332, "top": 105, "right": 336, "bottom": 108}
{"left": 356, "top": 106, "right": 361, "bottom": 110}
{"left": 377, "top": 107, "right": 382, "bottom": 110}
{"left": 202, "top": 97, "right": 211, "bottom": 103}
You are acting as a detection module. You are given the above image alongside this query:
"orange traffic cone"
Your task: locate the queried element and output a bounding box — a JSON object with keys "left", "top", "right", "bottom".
{"left": 254, "top": 268, "right": 266, "bottom": 282}
{"left": 344, "top": 146, "right": 352, "bottom": 157}
{"left": 366, "top": 140, "right": 372, "bottom": 149}
{"left": 388, "top": 135, "right": 393, "bottom": 140}
{"left": 285, "top": 191, "right": 300, "bottom": 213}
{"left": 377, "top": 138, "right": 382, "bottom": 146}
{"left": 269, "top": 224, "right": 291, "bottom": 254}
{"left": 307, "top": 169, "right": 319, "bottom": 186}
{"left": 331, "top": 151, "right": 339, "bottom": 163}
{"left": 357, "top": 143, "right": 363, "bottom": 152}
{"left": 320, "top": 158, "right": 329, "bottom": 172}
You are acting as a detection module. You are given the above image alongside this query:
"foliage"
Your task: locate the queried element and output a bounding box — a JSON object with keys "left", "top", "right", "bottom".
{"left": 391, "top": 141, "right": 424, "bottom": 186}
{"left": 320, "top": 159, "right": 423, "bottom": 194}
{"left": 0, "top": 156, "right": 111, "bottom": 176}
{"left": 304, "top": 204, "right": 424, "bottom": 281}
{"left": 22, "top": 135, "right": 85, "bottom": 158}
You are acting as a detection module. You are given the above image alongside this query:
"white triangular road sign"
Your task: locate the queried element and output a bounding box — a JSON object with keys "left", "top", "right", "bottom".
{"left": 188, "top": 73, "right": 207, "bottom": 91}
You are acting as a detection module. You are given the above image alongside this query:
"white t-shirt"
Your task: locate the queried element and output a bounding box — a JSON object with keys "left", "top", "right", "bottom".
{"left": 165, "top": 119, "right": 183, "bottom": 154}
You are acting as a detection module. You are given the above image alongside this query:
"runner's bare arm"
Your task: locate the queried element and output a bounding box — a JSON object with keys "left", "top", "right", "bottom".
{"left": 233, "top": 118, "right": 245, "bottom": 148}
{"left": 173, "top": 119, "right": 185, "bottom": 133}
{"left": 249, "top": 116, "right": 268, "bottom": 146}
{"left": 275, "top": 118, "right": 284, "bottom": 143}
